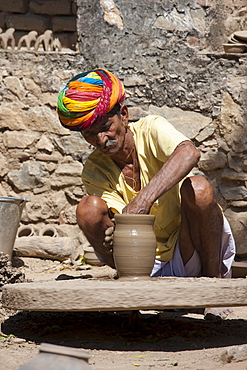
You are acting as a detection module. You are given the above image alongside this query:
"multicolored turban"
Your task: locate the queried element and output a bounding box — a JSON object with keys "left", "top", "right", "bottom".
{"left": 57, "top": 68, "right": 126, "bottom": 131}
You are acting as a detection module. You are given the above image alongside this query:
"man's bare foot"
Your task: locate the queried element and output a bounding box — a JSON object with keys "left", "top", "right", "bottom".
{"left": 204, "top": 307, "right": 233, "bottom": 321}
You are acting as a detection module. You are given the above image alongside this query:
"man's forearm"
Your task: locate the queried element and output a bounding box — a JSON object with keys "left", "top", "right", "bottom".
{"left": 137, "top": 141, "right": 200, "bottom": 208}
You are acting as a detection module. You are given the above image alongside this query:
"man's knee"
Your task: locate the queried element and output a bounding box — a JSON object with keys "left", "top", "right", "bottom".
{"left": 181, "top": 176, "right": 216, "bottom": 211}
{"left": 77, "top": 195, "right": 106, "bottom": 211}
{"left": 76, "top": 196, "right": 108, "bottom": 227}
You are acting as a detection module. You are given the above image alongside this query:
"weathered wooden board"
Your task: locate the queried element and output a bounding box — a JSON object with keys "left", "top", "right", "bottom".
{"left": 2, "top": 277, "right": 247, "bottom": 312}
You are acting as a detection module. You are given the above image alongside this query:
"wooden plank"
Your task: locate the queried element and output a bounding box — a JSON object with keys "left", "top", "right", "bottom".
{"left": 2, "top": 277, "right": 247, "bottom": 312}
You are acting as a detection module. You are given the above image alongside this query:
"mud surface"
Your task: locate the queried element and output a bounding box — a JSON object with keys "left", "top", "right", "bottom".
{"left": 0, "top": 257, "right": 247, "bottom": 370}
{"left": 0, "top": 253, "right": 25, "bottom": 288}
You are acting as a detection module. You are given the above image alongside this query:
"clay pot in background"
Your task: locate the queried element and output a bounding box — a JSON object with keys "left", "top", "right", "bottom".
{"left": 223, "top": 43, "right": 246, "bottom": 53}
{"left": 39, "top": 225, "right": 57, "bottom": 237}
{"left": 113, "top": 214, "right": 156, "bottom": 279}
{"left": 17, "top": 225, "right": 35, "bottom": 238}
{"left": 83, "top": 242, "right": 104, "bottom": 266}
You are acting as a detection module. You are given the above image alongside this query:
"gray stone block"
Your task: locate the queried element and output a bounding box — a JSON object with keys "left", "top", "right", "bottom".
{"left": 30, "top": 0, "right": 72, "bottom": 15}
{"left": 0, "top": 0, "right": 28, "bottom": 13}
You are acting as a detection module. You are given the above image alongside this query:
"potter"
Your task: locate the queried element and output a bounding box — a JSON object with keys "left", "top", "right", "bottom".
{"left": 57, "top": 68, "right": 235, "bottom": 320}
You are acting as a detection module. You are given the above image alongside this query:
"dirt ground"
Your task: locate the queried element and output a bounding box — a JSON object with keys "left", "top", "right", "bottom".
{"left": 0, "top": 256, "right": 247, "bottom": 370}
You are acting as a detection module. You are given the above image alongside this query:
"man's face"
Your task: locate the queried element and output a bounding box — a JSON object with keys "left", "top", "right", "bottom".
{"left": 81, "top": 107, "right": 127, "bottom": 156}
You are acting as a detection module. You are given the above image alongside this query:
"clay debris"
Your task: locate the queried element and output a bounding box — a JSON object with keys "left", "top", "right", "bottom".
{"left": 0, "top": 252, "right": 25, "bottom": 288}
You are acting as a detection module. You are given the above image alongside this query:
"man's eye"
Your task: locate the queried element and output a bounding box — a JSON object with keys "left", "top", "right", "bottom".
{"left": 102, "top": 121, "right": 112, "bottom": 130}
{"left": 103, "top": 125, "right": 110, "bottom": 131}
{"left": 83, "top": 131, "right": 93, "bottom": 138}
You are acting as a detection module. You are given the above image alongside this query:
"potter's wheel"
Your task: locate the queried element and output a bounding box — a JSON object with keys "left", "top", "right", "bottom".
{"left": 2, "top": 277, "right": 247, "bottom": 312}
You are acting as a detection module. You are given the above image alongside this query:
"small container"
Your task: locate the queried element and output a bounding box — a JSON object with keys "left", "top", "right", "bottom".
{"left": 17, "top": 225, "right": 35, "bottom": 238}
{"left": 83, "top": 242, "right": 104, "bottom": 266}
{"left": 223, "top": 43, "right": 246, "bottom": 53}
{"left": 228, "top": 31, "right": 247, "bottom": 44}
{"left": 39, "top": 225, "right": 57, "bottom": 237}
{"left": 233, "top": 30, "right": 247, "bottom": 41}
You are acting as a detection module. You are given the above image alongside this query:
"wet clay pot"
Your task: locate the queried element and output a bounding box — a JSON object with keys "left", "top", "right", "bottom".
{"left": 113, "top": 214, "right": 156, "bottom": 279}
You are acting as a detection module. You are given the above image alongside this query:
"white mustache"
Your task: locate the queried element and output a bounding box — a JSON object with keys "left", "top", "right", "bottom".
{"left": 105, "top": 139, "right": 118, "bottom": 147}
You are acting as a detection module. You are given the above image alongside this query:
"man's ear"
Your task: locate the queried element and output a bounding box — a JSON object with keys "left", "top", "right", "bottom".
{"left": 120, "top": 105, "right": 128, "bottom": 125}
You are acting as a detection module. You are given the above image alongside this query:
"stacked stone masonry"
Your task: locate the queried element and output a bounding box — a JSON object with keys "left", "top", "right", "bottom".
{"left": 76, "top": 0, "right": 247, "bottom": 256}
{"left": 0, "top": 0, "right": 77, "bottom": 50}
{"left": 0, "top": 0, "right": 246, "bottom": 256}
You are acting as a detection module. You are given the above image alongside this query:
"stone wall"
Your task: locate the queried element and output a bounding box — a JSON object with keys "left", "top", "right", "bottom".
{"left": 77, "top": 0, "right": 247, "bottom": 63}
{"left": 0, "top": 51, "right": 90, "bottom": 242}
{"left": 0, "top": 0, "right": 246, "bottom": 255}
{"left": 76, "top": 0, "right": 247, "bottom": 256}
{"left": 0, "top": 0, "right": 77, "bottom": 50}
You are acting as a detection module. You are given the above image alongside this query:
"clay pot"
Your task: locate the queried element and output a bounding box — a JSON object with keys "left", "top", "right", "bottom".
{"left": 17, "top": 225, "right": 35, "bottom": 238}
{"left": 223, "top": 43, "right": 246, "bottom": 53}
{"left": 83, "top": 242, "right": 104, "bottom": 266}
{"left": 113, "top": 214, "right": 156, "bottom": 279}
{"left": 39, "top": 225, "right": 57, "bottom": 237}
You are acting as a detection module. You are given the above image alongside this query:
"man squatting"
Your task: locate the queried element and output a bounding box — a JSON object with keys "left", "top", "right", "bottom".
{"left": 57, "top": 68, "right": 236, "bottom": 319}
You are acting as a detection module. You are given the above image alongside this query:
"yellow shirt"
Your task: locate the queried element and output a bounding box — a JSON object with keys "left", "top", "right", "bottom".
{"left": 82, "top": 115, "right": 190, "bottom": 262}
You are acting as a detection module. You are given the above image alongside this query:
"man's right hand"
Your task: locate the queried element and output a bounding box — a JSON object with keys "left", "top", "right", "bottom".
{"left": 103, "top": 221, "right": 115, "bottom": 253}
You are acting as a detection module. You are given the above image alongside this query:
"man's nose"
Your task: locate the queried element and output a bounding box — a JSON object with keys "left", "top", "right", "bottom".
{"left": 96, "top": 132, "right": 107, "bottom": 146}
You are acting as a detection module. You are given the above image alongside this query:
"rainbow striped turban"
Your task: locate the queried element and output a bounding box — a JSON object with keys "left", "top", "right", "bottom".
{"left": 57, "top": 68, "right": 126, "bottom": 131}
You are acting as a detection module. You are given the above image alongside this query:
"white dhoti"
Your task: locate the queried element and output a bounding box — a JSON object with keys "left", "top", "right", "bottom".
{"left": 151, "top": 215, "right": 236, "bottom": 278}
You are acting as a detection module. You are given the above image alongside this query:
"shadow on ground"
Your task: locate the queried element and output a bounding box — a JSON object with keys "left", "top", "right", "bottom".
{"left": 2, "top": 310, "right": 247, "bottom": 352}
